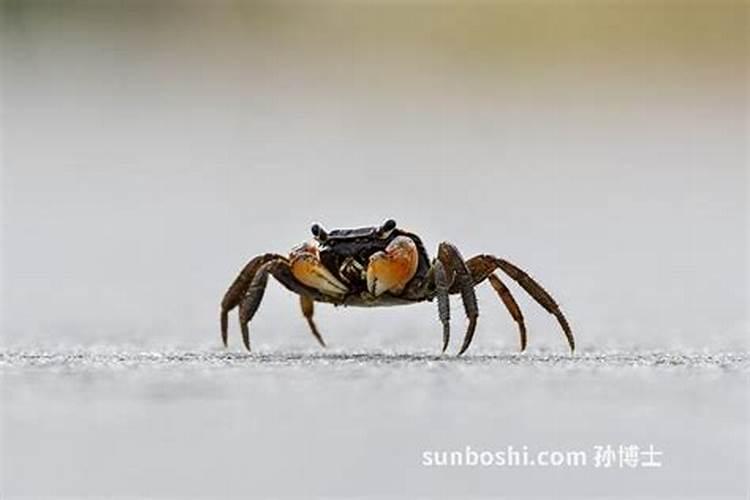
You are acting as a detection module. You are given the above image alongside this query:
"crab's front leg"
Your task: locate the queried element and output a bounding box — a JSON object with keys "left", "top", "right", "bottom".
{"left": 417, "top": 243, "right": 479, "bottom": 355}
{"left": 437, "top": 242, "right": 479, "bottom": 355}
{"left": 430, "top": 259, "right": 451, "bottom": 353}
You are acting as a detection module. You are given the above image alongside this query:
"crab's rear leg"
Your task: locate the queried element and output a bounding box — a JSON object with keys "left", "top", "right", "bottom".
{"left": 220, "top": 253, "right": 285, "bottom": 346}
{"left": 488, "top": 274, "right": 527, "bottom": 351}
{"left": 466, "top": 255, "right": 574, "bottom": 352}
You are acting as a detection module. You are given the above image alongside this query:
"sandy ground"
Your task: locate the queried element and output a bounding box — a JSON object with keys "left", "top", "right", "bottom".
{"left": 2, "top": 348, "right": 747, "bottom": 499}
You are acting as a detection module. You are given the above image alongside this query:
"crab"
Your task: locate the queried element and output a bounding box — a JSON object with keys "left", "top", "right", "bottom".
{"left": 220, "top": 219, "right": 574, "bottom": 355}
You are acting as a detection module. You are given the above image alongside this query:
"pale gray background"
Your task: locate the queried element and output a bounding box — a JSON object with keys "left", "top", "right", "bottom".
{"left": 1, "top": 1, "right": 748, "bottom": 498}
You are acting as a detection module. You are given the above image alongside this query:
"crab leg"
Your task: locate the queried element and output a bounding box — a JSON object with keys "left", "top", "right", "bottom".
{"left": 220, "top": 253, "right": 286, "bottom": 346}
{"left": 488, "top": 274, "right": 527, "bottom": 351}
{"left": 236, "top": 258, "right": 331, "bottom": 351}
{"left": 239, "top": 260, "right": 278, "bottom": 351}
{"left": 238, "top": 258, "right": 309, "bottom": 351}
{"left": 432, "top": 259, "right": 451, "bottom": 353}
{"left": 300, "top": 295, "right": 326, "bottom": 347}
{"left": 465, "top": 255, "right": 574, "bottom": 352}
{"left": 437, "top": 242, "right": 479, "bottom": 356}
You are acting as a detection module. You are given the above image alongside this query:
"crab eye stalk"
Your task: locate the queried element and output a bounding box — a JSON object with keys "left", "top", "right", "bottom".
{"left": 379, "top": 219, "right": 397, "bottom": 237}
{"left": 311, "top": 223, "right": 328, "bottom": 241}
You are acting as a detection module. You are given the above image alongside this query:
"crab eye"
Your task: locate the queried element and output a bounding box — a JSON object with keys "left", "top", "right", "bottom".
{"left": 378, "top": 219, "right": 397, "bottom": 238}
{"left": 311, "top": 223, "right": 328, "bottom": 241}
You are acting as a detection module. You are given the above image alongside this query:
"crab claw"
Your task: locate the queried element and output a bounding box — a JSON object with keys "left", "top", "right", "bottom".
{"left": 367, "top": 236, "right": 419, "bottom": 296}
{"left": 290, "top": 242, "right": 348, "bottom": 297}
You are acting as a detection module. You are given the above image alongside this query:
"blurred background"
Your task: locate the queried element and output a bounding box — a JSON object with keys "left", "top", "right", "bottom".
{"left": 1, "top": 0, "right": 747, "bottom": 352}
{"left": 1, "top": 2, "right": 748, "bottom": 499}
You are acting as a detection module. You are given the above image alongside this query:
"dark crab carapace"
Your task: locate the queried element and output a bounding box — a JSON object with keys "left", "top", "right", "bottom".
{"left": 220, "top": 219, "right": 575, "bottom": 355}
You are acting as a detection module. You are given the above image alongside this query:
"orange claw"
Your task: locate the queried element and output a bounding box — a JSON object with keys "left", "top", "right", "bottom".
{"left": 367, "top": 236, "right": 419, "bottom": 296}
{"left": 289, "top": 242, "right": 348, "bottom": 296}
